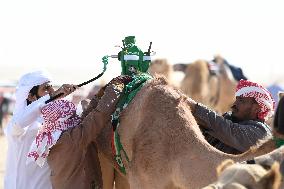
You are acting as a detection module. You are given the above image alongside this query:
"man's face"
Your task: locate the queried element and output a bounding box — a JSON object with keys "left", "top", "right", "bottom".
{"left": 231, "top": 96, "right": 260, "bottom": 121}
{"left": 27, "top": 82, "right": 55, "bottom": 103}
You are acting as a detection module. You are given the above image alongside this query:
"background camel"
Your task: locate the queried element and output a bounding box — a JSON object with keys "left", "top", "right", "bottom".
{"left": 149, "top": 57, "right": 238, "bottom": 113}
{"left": 94, "top": 77, "right": 277, "bottom": 189}
{"left": 148, "top": 59, "right": 184, "bottom": 88}
{"left": 148, "top": 59, "right": 172, "bottom": 81}
{"left": 202, "top": 159, "right": 281, "bottom": 189}
{"left": 176, "top": 58, "right": 237, "bottom": 114}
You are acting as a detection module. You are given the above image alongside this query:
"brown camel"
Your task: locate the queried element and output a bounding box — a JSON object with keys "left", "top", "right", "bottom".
{"left": 202, "top": 159, "right": 281, "bottom": 189}
{"left": 148, "top": 59, "right": 184, "bottom": 88}
{"left": 94, "top": 77, "right": 279, "bottom": 189}
{"left": 177, "top": 58, "right": 237, "bottom": 113}
{"left": 203, "top": 144, "right": 284, "bottom": 188}
{"left": 148, "top": 59, "right": 172, "bottom": 80}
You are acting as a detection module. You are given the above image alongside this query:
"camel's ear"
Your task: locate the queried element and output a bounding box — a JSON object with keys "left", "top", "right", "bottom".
{"left": 258, "top": 162, "right": 281, "bottom": 189}
{"left": 216, "top": 159, "right": 235, "bottom": 176}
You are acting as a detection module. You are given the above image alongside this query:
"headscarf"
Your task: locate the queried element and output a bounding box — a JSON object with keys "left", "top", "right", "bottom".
{"left": 4, "top": 70, "right": 52, "bottom": 136}
{"left": 13, "top": 70, "right": 52, "bottom": 118}
{"left": 235, "top": 79, "right": 275, "bottom": 121}
{"left": 27, "top": 99, "right": 81, "bottom": 167}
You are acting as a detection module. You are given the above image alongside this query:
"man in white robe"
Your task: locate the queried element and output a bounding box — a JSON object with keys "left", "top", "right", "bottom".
{"left": 4, "top": 70, "right": 76, "bottom": 189}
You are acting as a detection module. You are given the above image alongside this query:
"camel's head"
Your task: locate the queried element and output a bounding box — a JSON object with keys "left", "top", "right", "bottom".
{"left": 202, "top": 159, "right": 281, "bottom": 189}
{"left": 212, "top": 54, "right": 225, "bottom": 64}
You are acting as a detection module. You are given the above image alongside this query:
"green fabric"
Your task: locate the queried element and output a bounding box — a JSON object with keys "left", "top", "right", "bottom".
{"left": 273, "top": 137, "right": 284, "bottom": 148}
{"left": 119, "top": 36, "right": 151, "bottom": 75}
{"left": 111, "top": 72, "right": 153, "bottom": 174}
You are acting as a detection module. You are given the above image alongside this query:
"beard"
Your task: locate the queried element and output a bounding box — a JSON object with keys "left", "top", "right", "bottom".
{"left": 230, "top": 105, "right": 241, "bottom": 123}
{"left": 230, "top": 114, "right": 241, "bottom": 123}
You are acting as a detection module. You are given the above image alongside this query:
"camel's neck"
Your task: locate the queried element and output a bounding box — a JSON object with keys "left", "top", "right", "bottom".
{"left": 234, "top": 138, "right": 276, "bottom": 162}
{"left": 190, "top": 137, "right": 276, "bottom": 170}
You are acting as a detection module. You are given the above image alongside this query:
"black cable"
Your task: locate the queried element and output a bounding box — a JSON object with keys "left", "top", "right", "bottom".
{"left": 45, "top": 71, "right": 104, "bottom": 104}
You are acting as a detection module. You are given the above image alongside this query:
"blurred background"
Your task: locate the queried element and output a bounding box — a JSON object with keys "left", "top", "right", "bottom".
{"left": 1, "top": 0, "right": 284, "bottom": 188}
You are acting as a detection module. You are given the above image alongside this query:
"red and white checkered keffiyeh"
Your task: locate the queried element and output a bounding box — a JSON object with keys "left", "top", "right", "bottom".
{"left": 27, "top": 99, "right": 81, "bottom": 167}
{"left": 235, "top": 79, "right": 275, "bottom": 121}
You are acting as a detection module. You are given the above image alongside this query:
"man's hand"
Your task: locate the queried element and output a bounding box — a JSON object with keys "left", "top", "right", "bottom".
{"left": 51, "top": 84, "right": 78, "bottom": 99}
{"left": 94, "top": 75, "right": 132, "bottom": 115}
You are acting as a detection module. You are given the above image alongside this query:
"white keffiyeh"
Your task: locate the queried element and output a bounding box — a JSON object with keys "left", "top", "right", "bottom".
{"left": 14, "top": 70, "right": 52, "bottom": 117}
{"left": 4, "top": 70, "right": 52, "bottom": 136}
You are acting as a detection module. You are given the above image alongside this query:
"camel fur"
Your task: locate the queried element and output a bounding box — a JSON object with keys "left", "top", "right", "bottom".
{"left": 148, "top": 59, "right": 184, "bottom": 88}
{"left": 202, "top": 159, "right": 281, "bottom": 189}
{"left": 178, "top": 58, "right": 237, "bottom": 113}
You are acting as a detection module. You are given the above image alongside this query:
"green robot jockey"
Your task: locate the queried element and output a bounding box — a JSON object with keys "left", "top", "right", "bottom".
{"left": 107, "top": 36, "right": 154, "bottom": 174}
{"left": 117, "top": 36, "right": 152, "bottom": 75}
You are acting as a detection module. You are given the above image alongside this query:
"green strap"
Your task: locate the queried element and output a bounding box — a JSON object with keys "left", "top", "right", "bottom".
{"left": 273, "top": 137, "right": 284, "bottom": 148}
{"left": 111, "top": 73, "right": 153, "bottom": 174}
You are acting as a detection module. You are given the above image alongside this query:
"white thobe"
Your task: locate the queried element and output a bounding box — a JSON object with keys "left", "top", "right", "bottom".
{"left": 4, "top": 95, "right": 53, "bottom": 189}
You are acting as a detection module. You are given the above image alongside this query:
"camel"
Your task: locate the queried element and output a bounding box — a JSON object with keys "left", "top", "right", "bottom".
{"left": 149, "top": 56, "right": 238, "bottom": 113}
{"left": 202, "top": 145, "right": 284, "bottom": 188}
{"left": 202, "top": 159, "right": 281, "bottom": 189}
{"left": 176, "top": 57, "right": 237, "bottom": 113}
{"left": 148, "top": 59, "right": 184, "bottom": 88}
{"left": 148, "top": 59, "right": 172, "bottom": 80}
{"left": 93, "top": 77, "right": 280, "bottom": 189}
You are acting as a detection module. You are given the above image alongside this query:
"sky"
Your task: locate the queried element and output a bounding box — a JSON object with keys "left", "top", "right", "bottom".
{"left": 0, "top": 0, "right": 284, "bottom": 88}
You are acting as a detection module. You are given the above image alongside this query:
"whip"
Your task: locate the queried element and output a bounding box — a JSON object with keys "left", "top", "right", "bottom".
{"left": 45, "top": 56, "right": 109, "bottom": 104}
